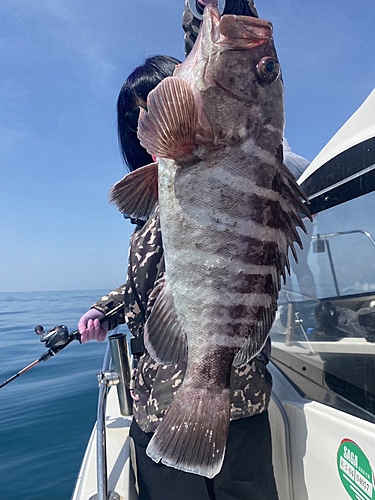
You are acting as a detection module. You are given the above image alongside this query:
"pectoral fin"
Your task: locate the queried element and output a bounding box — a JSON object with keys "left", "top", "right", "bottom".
{"left": 109, "top": 162, "right": 158, "bottom": 219}
{"left": 138, "top": 77, "right": 198, "bottom": 163}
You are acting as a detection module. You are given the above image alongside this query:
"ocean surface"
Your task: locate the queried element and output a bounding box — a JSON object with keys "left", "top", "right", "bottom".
{"left": 0, "top": 290, "right": 126, "bottom": 500}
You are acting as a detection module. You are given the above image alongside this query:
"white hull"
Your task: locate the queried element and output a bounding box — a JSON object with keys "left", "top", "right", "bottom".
{"left": 269, "top": 363, "right": 375, "bottom": 500}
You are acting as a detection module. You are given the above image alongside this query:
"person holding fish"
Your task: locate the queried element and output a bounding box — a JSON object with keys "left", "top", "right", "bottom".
{"left": 79, "top": 55, "right": 279, "bottom": 500}
{"left": 78, "top": 1, "right": 312, "bottom": 498}
{"left": 183, "top": 0, "right": 259, "bottom": 56}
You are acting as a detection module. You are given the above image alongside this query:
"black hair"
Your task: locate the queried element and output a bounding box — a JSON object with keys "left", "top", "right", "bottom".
{"left": 117, "top": 55, "right": 181, "bottom": 172}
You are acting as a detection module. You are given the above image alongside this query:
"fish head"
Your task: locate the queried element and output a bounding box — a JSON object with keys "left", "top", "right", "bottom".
{"left": 174, "top": 5, "right": 284, "bottom": 150}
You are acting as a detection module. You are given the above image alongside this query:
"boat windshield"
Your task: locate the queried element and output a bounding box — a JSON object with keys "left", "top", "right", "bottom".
{"left": 270, "top": 190, "right": 375, "bottom": 422}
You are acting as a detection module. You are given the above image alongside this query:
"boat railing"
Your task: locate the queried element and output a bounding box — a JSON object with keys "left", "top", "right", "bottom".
{"left": 90, "top": 330, "right": 133, "bottom": 500}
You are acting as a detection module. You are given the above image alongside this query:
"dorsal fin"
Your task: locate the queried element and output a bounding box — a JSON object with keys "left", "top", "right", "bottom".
{"left": 234, "top": 164, "right": 312, "bottom": 368}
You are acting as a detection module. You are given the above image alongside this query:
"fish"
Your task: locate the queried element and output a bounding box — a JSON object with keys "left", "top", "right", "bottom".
{"left": 109, "top": 4, "right": 311, "bottom": 478}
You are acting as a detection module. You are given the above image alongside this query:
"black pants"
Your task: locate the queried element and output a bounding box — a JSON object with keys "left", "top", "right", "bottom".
{"left": 130, "top": 412, "right": 279, "bottom": 500}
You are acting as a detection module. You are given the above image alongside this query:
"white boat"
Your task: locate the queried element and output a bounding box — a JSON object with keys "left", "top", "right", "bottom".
{"left": 72, "top": 89, "right": 375, "bottom": 500}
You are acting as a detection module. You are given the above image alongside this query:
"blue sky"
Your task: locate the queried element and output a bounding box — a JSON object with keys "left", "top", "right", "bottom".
{"left": 1, "top": 0, "right": 374, "bottom": 293}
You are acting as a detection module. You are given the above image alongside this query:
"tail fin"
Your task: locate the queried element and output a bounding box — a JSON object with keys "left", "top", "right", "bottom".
{"left": 146, "top": 385, "right": 230, "bottom": 478}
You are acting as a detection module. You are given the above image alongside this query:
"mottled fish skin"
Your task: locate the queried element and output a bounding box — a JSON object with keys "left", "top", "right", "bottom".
{"left": 111, "top": 4, "right": 311, "bottom": 479}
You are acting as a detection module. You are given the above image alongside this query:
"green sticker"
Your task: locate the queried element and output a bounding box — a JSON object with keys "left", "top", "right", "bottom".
{"left": 337, "top": 439, "right": 375, "bottom": 500}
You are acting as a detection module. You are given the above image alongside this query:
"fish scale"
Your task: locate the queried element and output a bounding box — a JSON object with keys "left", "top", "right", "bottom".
{"left": 109, "top": 4, "right": 311, "bottom": 478}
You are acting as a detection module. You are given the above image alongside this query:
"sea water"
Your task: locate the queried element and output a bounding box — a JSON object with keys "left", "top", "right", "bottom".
{"left": 0, "top": 290, "right": 126, "bottom": 500}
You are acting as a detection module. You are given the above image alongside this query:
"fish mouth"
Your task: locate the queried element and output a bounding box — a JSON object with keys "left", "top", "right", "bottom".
{"left": 209, "top": 5, "right": 273, "bottom": 48}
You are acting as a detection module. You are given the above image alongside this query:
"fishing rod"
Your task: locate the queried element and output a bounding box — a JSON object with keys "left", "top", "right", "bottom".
{"left": 0, "top": 304, "right": 123, "bottom": 390}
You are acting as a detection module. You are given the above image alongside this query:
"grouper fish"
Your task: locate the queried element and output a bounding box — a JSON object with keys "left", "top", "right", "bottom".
{"left": 110, "top": 4, "right": 311, "bottom": 478}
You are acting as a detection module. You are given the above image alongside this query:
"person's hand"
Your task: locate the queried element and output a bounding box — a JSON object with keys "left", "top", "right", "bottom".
{"left": 78, "top": 308, "right": 108, "bottom": 343}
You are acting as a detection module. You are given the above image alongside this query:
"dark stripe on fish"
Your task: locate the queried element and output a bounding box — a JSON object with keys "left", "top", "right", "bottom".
{"left": 189, "top": 345, "right": 234, "bottom": 388}
{"left": 214, "top": 235, "right": 279, "bottom": 265}
{"left": 229, "top": 271, "right": 277, "bottom": 294}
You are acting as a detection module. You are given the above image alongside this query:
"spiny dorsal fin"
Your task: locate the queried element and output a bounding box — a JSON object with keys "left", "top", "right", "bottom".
{"left": 275, "top": 163, "right": 312, "bottom": 276}
{"left": 279, "top": 163, "right": 312, "bottom": 227}
{"left": 234, "top": 166, "right": 311, "bottom": 368}
{"left": 109, "top": 162, "right": 158, "bottom": 219}
{"left": 138, "top": 77, "right": 198, "bottom": 162}
{"left": 144, "top": 277, "right": 187, "bottom": 365}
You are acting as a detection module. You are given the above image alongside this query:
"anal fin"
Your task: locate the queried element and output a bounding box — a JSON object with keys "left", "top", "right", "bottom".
{"left": 144, "top": 277, "right": 187, "bottom": 365}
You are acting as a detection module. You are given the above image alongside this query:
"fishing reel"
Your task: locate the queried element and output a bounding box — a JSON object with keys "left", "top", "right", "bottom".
{"left": 0, "top": 325, "right": 82, "bottom": 389}
{"left": 0, "top": 304, "right": 124, "bottom": 390}
{"left": 35, "top": 324, "right": 81, "bottom": 350}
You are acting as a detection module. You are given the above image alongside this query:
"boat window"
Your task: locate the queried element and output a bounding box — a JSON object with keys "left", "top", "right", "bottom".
{"left": 270, "top": 190, "right": 375, "bottom": 423}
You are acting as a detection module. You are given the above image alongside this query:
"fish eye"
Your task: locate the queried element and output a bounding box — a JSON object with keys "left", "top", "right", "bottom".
{"left": 256, "top": 57, "right": 280, "bottom": 83}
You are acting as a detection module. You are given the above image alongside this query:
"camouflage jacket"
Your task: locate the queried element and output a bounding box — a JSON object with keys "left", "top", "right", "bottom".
{"left": 183, "top": 0, "right": 258, "bottom": 56}
{"left": 92, "top": 206, "right": 272, "bottom": 433}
